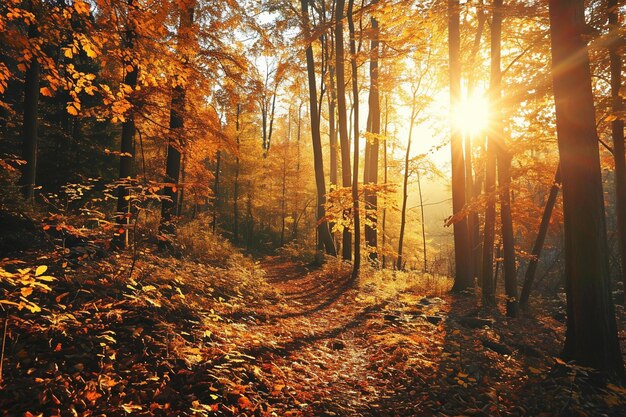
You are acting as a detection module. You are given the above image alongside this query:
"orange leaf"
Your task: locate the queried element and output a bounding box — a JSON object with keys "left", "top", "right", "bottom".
{"left": 238, "top": 396, "right": 253, "bottom": 410}
{"left": 84, "top": 390, "right": 102, "bottom": 402}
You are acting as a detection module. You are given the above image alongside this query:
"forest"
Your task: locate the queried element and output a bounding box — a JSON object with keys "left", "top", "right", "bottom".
{"left": 0, "top": 0, "right": 626, "bottom": 415}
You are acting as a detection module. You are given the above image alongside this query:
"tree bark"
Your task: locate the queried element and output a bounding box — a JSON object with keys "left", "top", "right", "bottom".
{"left": 233, "top": 104, "right": 241, "bottom": 243}
{"left": 397, "top": 93, "right": 417, "bottom": 271}
{"left": 348, "top": 0, "right": 360, "bottom": 278}
{"left": 466, "top": 1, "right": 486, "bottom": 281}
{"left": 381, "top": 95, "right": 389, "bottom": 269}
{"left": 608, "top": 0, "right": 626, "bottom": 303}
{"left": 448, "top": 0, "right": 472, "bottom": 291}
{"left": 364, "top": 10, "right": 380, "bottom": 262}
{"left": 212, "top": 150, "right": 220, "bottom": 232}
{"left": 498, "top": 150, "right": 517, "bottom": 317}
{"left": 113, "top": 0, "right": 139, "bottom": 249}
{"left": 335, "top": 0, "right": 352, "bottom": 260}
{"left": 520, "top": 165, "right": 561, "bottom": 309}
{"left": 491, "top": 0, "right": 517, "bottom": 317}
{"left": 301, "top": 0, "right": 337, "bottom": 256}
{"left": 160, "top": 4, "right": 194, "bottom": 235}
{"left": 20, "top": 22, "right": 40, "bottom": 203}
{"left": 417, "top": 169, "right": 427, "bottom": 272}
{"left": 548, "top": 0, "right": 623, "bottom": 375}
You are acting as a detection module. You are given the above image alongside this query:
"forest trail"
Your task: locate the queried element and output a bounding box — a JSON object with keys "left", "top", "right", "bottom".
{"left": 258, "top": 257, "right": 384, "bottom": 416}
{"left": 1, "top": 252, "right": 623, "bottom": 417}
{"left": 229, "top": 258, "right": 624, "bottom": 417}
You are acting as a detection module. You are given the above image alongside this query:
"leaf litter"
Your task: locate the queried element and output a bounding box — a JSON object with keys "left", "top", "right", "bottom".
{"left": 0, "top": 251, "right": 625, "bottom": 416}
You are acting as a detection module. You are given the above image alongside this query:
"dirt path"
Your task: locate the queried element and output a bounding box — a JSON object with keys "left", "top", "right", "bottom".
{"left": 232, "top": 258, "right": 624, "bottom": 417}
{"left": 258, "top": 258, "right": 384, "bottom": 416}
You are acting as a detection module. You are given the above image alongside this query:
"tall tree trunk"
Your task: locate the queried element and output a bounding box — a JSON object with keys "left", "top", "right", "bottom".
{"left": 491, "top": 0, "right": 517, "bottom": 317}
{"left": 335, "top": 0, "right": 352, "bottom": 260}
{"left": 293, "top": 103, "right": 303, "bottom": 241}
{"left": 520, "top": 165, "right": 561, "bottom": 308}
{"left": 280, "top": 137, "right": 287, "bottom": 246}
{"left": 233, "top": 104, "right": 241, "bottom": 243}
{"left": 113, "top": 0, "right": 139, "bottom": 249}
{"left": 160, "top": 3, "right": 194, "bottom": 235}
{"left": 448, "top": 0, "right": 472, "bottom": 291}
{"left": 397, "top": 95, "right": 417, "bottom": 271}
{"left": 327, "top": 38, "right": 338, "bottom": 239}
{"left": 608, "top": 0, "right": 626, "bottom": 303}
{"left": 417, "top": 169, "right": 427, "bottom": 272}
{"left": 480, "top": 0, "right": 503, "bottom": 306}
{"left": 20, "top": 22, "right": 40, "bottom": 203}
{"left": 301, "top": 0, "right": 337, "bottom": 256}
{"left": 364, "top": 10, "right": 380, "bottom": 262}
{"left": 382, "top": 95, "right": 389, "bottom": 269}
{"left": 348, "top": 0, "right": 360, "bottom": 278}
{"left": 177, "top": 151, "right": 186, "bottom": 215}
{"left": 549, "top": 0, "right": 623, "bottom": 375}
{"left": 246, "top": 182, "right": 253, "bottom": 249}
{"left": 498, "top": 150, "right": 517, "bottom": 316}
{"left": 466, "top": 1, "right": 486, "bottom": 281}
{"left": 212, "top": 150, "right": 220, "bottom": 232}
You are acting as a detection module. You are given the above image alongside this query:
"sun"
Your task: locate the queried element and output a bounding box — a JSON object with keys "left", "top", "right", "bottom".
{"left": 453, "top": 93, "right": 490, "bottom": 136}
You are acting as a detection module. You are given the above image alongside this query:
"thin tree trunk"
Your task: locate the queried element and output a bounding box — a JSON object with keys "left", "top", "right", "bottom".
{"left": 348, "top": 0, "right": 360, "bottom": 278}
{"left": 292, "top": 103, "right": 303, "bottom": 240}
{"left": 549, "top": 0, "right": 623, "bottom": 375}
{"left": 467, "top": 1, "right": 486, "bottom": 280}
{"left": 365, "top": 9, "right": 380, "bottom": 262}
{"left": 301, "top": 0, "right": 337, "bottom": 256}
{"left": 417, "top": 169, "right": 427, "bottom": 272}
{"left": 212, "top": 150, "right": 220, "bottom": 233}
{"left": 280, "top": 137, "right": 287, "bottom": 246}
{"left": 480, "top": 0, "right": 503, "bottom": 306}
{"left": 246, "top": 182, "right": 253, "bottom": 249}
{"left": 113, "top": 0, "right": 139, "bottom": 249}
{"left": 20, "top": 22, "right": 40, "bottom": 203}
{"left": 490, "top": 0, "right": 517, "bottom": 317}
{"left": 397, "top": 95, "right": 417, "bottom": 271}
{"left": 520, "top": 165, "right": 561, "bottom": 308}
{"left": 327, "top": 38, "right": 338, "bottom": 239}
{"left": 160, "top": 4, "right": 194, "bottom": 235}
{"left": 498, "top": 150, "right": 517, "bottom": 317}
{"left": 233, "top": 104, "right": 240, "bottom": 243}
{"left": 335, "top": 0, "right": 352, "bottom": 260}
{"left": 177, "top": 151, "right": 186, "bottom": 215}
{"left": 382, "top": 94, "right": 389, "bottom": 268}
{"left": 608, "top": 0, "right": 626, "bottom": 303}
{"left": 448, "top": 0, "right": 472, "bottom": 291}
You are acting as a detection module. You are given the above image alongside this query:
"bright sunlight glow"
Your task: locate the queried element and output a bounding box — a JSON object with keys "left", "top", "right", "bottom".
{"left": 453, "top": 93, "right": 490, "bottom": 136}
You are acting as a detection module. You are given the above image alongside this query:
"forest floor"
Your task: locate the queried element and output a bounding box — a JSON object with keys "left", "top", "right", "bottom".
{"left": 1, "top": 246, "right": 626, "bottom": 417}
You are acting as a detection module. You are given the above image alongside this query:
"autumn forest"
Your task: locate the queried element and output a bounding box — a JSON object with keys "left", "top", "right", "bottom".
{"left": 1, "top": 0, "right": 626, "bottom": 415}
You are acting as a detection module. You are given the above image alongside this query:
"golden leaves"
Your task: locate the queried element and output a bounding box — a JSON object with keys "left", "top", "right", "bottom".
{"left": 40, "top": 86, "right": 53, "bottom": 97}
{"left": 73, "top": 0, "right": 91, "bottom": 15}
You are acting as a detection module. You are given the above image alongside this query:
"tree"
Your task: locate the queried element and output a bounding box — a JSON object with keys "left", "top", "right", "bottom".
{"left": 300, "top": 0, "right": 337, "bottom": 256}
{"left": 520, "top": 165, "right": 561, "bottom": 309}
{"left": 335, "top": 0, "right": 353, "bottom": 261}
{"left": 113, "top": 0, "right": 139, "bottom": 249}
{"left": 608, "top": 0, "right": 626, "bottom": 302}
{"left": 364, "top": 6, "right": 380, "bottom": 262}
{"left": 160, "top": 1, "right": 196, "bottom": 235}
{"left": 548, "top": 0, "right": 623, "bottom": 375}
{"left": 347, "top": 0, "right": 360, "bottom": 279}
{"left": 448, "top": 0, "right": 472, "bottom": 291}
{"left": 19, "top": 18, "right": 40, "bottom": 203}
{"left": 397, "top": 82, "right": 419, "bottom": 271}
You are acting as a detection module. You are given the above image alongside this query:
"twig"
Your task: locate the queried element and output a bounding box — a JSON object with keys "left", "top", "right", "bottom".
{"left": 0, "top": 315, "right": 9, "bottom": 383}
{"left": 128, "top": 209, "right": 142, "bottom": 281}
